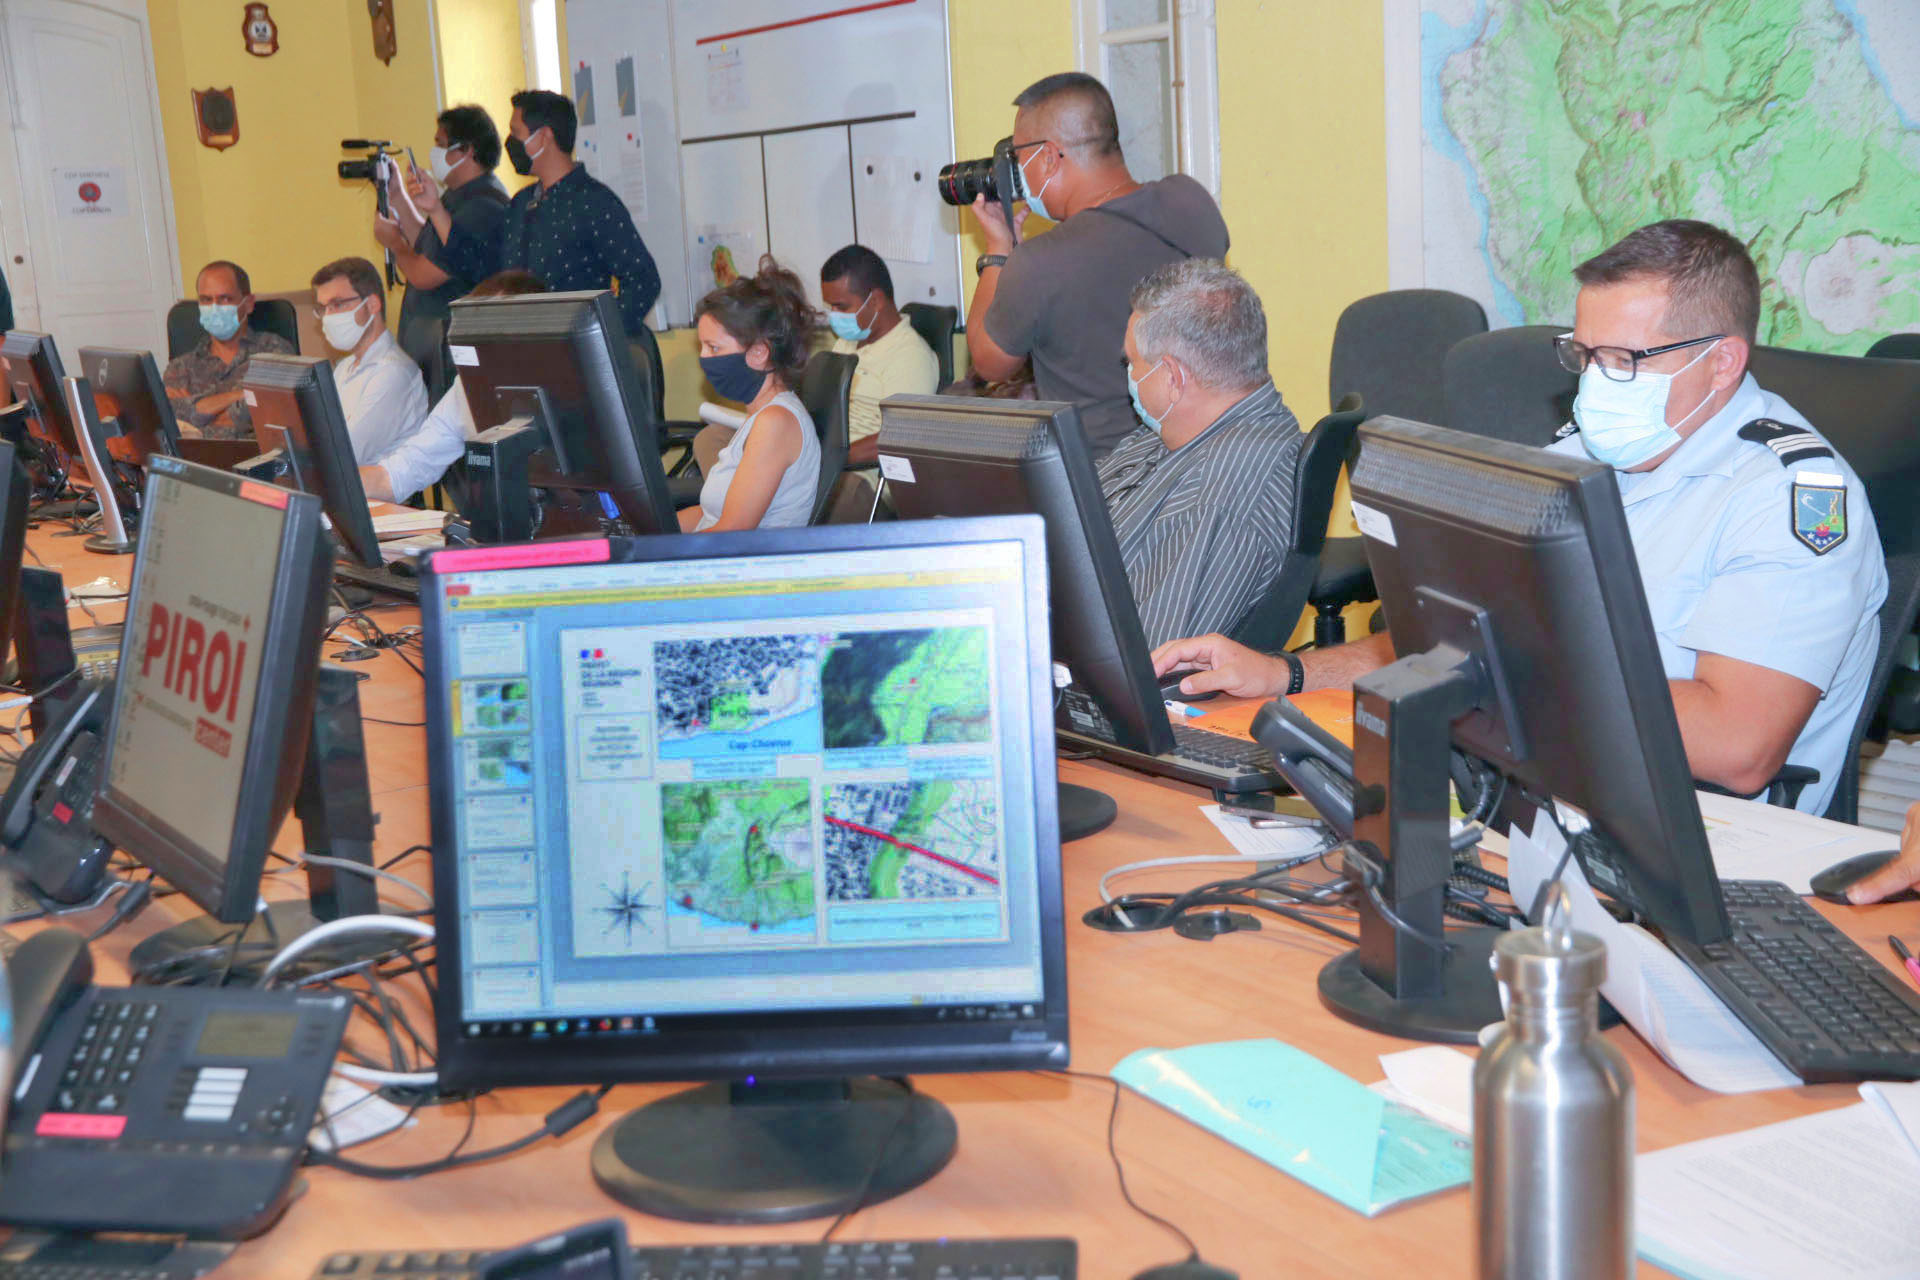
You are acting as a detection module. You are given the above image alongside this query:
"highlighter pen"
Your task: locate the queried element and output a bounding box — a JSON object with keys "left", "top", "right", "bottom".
{"left": 1888, "top": 936, "right": 1920, "bottom": 989}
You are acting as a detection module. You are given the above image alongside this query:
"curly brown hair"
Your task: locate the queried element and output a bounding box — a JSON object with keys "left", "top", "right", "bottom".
{"left": 695, "top": 256, "right": 819, "bottom": 387}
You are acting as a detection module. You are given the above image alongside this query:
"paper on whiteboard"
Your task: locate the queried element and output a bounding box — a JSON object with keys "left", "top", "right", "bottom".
{"left": 617, "top": 129, "right": 648, "bottom": 223}
{"left": 859, "top": 155, "right": 936, "bottom": 264}
{"left": 574, "top": 62, "right": 597, "bottom": 126}
{"left": 706, "top": 44, "right": 746, "bottom": 114}
{"left": 615, "top": 55, "right": 637, "bottom": 117}
{"left": 689, "top": 224, "right": 758, "bottom": 293}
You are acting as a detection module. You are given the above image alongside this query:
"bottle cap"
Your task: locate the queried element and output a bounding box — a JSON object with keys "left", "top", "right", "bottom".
{"left": 1493, "top": 882, "right": 1607, "bottom": 998}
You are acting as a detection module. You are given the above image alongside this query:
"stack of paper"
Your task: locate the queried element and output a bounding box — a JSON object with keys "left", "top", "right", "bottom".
{"left": 370, "top": 507, "right": 450, "bottom": 540}
{"left": 1695, "top": 790, "right": 1896, "bottom": 893}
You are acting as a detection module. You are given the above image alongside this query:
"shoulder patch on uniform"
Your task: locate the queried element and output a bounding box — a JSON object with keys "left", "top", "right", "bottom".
{"left": 1553, "top": 420, "right": 1579, "bottom": 440}
{"left": 1791, "top": 472, "right": 1848, "bottom": 555}
{"left": 1738, "top": 417, "right": 1833, "bottom": 467}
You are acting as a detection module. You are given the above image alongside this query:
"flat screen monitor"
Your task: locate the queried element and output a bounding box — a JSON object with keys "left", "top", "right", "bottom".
{"left": 77, "top": 346, "right": 182, "bottom": 467}
{"left": 420, "top": 515, "right": 1066, "bottom": 1224}
{"left": 241, "top": 354, "right": 384, "bottom": 569}
{"left": 447, "top": 289, "right": 674, "bottom": 537}
{"left": 0, "top": 438, "right": 32, "bottom": 672}
{"left": 91, "top": 457, "right": 337, "bottom": 969}
{"left": 0, "top": 331, "right": 78, "bottom": 458}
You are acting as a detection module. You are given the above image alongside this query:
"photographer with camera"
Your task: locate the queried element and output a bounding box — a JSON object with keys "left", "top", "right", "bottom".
{"left": 311, "top": 256, "right": 428, "bottom": 464}
{"left": 374, "top": 104, "right": 510, "bottom": 382}
{"left": 959, "top": 72, "right": 1227, "bottom": 459}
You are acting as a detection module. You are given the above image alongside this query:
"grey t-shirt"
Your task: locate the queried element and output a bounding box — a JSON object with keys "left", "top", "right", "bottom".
{"left": 983, "top": 175, "right": 1229, "bottom": 457}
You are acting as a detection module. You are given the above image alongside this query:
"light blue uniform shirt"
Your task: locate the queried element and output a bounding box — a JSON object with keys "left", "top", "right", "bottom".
{"left": 1549, "top": 372, "right": 1887, "bottom": 815}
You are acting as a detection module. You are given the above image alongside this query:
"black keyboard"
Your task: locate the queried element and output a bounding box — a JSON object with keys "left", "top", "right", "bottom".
{"left": 1670, "top": 879, "right": 1920, "bottom": 1083}
{"left": 334, "top": 560, "right": 421, "bottom": 600}
{"left": 0, "top": 1233, "right": 232, "bottom": 1278}
{"left": 309, "top": 1238, "right": 1077, "bottom": 1279}
{"left": 1061, "top": 723, "right": 1284, "bottom": 794}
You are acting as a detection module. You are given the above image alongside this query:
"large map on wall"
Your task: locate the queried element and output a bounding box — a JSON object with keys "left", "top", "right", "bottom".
{"left": 1412, "top": 0, "right": 1920, "bottom": 351}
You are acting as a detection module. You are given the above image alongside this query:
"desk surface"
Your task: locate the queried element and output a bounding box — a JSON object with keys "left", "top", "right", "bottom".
{"left": 19, "top": 526, "right": 1908, "bottom": 1280}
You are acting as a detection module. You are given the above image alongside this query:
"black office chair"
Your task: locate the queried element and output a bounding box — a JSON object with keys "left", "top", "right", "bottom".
{"left": 1227, "top": 395, "right": 1365, "bottom": 652}
{"left": 628, "top": 327, "right": 666, "bottom": 422}
{"left": 798, "top": 351, "right": 857, "bottom": 524}
{"left": 1441, "top": 324, "right": 1575, "bottom": 447}
{"left": 901, "top": 303, "right": 958, "bottom": 389}
{"left": 1866, "top": 333, "right": 1920, "bottom": 361}
{"left": 1329, "top": 290, "right": 1487, "bottom": 428}
{"left": 165, "top": 298, "right": 300, "bottom": 359}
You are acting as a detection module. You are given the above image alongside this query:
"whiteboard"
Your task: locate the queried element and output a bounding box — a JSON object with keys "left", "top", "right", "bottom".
{"left": 566, "top": 0, "right": 962, "bottom": 324}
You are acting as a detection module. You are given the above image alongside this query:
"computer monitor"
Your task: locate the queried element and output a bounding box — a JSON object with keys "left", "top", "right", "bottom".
{"left": 447, "top": 289, "right": 674, "bottom": 542}
{"left": 240, "top": 354, "right": 385, "bottom": 570}
{"left": 90, "top": 456, "right": 378, "bottom": 979}
{"left": 76, "top": 346, "right": 183, "bottom": 467}
{"left": 877, "top": 395, "right": 1178, "bottom": 837}
{"left": 60, "top": 376, "right": 138, "bottom": 555}
{"left": 419, "top": 516, "right": 1066, "bottom": 1224}
{"left": 0, "top": 438, "right": 32, "bottom": 668}
{"left": 1254, "top": 415, "right": 1724, "bottom": 1042}
{"left": 0, "top": 331, "right": 78, "bottom": 491}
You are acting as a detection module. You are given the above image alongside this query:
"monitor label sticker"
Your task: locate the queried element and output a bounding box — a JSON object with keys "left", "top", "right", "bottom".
{"left": 451, "top": 344, "right": 479, "bottom": 367}
{"left": 877, "top": 453, "right": 916, "bottom": 484}
{"left": 1351, "top": 499, "right": 1397, "bottom": 547}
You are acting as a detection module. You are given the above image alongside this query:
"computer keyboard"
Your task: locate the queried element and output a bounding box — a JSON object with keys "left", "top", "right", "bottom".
{"left": 334, "top": 560, "right": 421, "bottom": 600}
{"left": 1061, "top": 722, "right": 1284, "bottom": 794}
{"left": 309, "top": 1237, "right": 1076, "bottom": 1279}
{"left": 0, "top": 1233, "right": 231, "bottom": 1278}
{"left": 1671, "top": 879, "right": 1920, "bottom": 1083}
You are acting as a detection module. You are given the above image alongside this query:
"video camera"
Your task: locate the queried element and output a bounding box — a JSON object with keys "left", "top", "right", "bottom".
{"left": 339, "top": 139, "right": 400, "bottom": 286}
{"left": 938, "top": 136, "right": 1024, "bottom": 243}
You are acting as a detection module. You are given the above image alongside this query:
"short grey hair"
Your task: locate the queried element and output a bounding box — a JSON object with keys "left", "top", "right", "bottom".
{"left": 1128, "top": 259, "right": 1268, "bottom": 392}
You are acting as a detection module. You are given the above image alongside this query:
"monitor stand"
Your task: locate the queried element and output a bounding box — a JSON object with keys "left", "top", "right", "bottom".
{"left": 129, "top": 665, "right": 396, "bottom": 984}
{"left": 1057, "top": 782, "right": 1116, "bottom": 842}
{"left": 590, "top": 1078, "right": 957, "bottom": 1224}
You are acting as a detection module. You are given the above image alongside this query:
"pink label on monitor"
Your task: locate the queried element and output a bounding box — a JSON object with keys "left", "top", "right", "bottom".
{"left": 237, "top": 480, "right": 289, "bottom": 509}
{"left": 431, "top": 539, "right": 612, "bottom": 574}
{"left": 37, "top": 1113, "right": 127, "bottom": 1139}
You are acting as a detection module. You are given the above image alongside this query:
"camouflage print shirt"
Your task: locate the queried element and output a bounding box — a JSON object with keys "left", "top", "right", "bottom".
{"left": 162, "top": 326, "right": 294, "bottom": 439}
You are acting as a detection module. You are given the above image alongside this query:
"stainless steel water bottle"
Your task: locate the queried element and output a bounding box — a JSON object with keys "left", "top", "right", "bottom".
{"left": 1473, "top": 885, "right": 1634, "bottom": 1280}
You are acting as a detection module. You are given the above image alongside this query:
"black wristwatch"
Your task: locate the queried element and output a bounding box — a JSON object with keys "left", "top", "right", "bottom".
{"left": 1273, "top": 650, "right": 1304, "bottom": 696}
{"left": 975, "top": 253, "right": 1007, "bottom": 276}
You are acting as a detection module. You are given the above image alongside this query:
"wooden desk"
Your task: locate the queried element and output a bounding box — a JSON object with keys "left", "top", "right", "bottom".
{"left": 19, "top": 527, "right": 1912, "bottom": 1280}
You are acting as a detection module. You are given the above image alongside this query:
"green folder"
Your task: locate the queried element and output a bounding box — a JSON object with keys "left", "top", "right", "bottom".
{"left": 1111, "top": 1038, "right": 1472, "bottom": 1216}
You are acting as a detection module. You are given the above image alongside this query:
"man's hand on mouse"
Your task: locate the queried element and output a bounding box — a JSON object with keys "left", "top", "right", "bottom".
{"left": 1848, "top": 801, "right": 1920, "bottom": 904}
{"left": 1149, "top": 634, "right": 1289, "bottom": 700}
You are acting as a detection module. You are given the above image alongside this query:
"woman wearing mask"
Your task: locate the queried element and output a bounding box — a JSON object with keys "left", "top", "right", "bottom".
{"left": 682, "top": 258, "right": 821, "bottom": 532}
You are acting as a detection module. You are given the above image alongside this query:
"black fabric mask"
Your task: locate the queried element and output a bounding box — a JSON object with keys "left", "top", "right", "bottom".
{"left": 699, "top": 352, "right": 767, "bottom": 404}
{"left": 505, "top": 134, "right": 533, "bottom": 176}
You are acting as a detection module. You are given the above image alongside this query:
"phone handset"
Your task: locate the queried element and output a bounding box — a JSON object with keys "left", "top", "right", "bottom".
{"left": 0, "top": 681, "right": 108, "bottom": 847}
{"left": 5, "top": 926, "right": 92, "bottom": 1091}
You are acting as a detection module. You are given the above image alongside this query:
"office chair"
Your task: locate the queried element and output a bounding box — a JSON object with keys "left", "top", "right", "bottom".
{"left": 628, "top": 326, "right": 666, "bottom": 422}
{"left": 1329, "top": 289, "right": 1487, "bottom": 429}
{"left": 1228, "top": 394, "right": 1365, "bottom": 652}
{"left": 1866, "top": 334, "right": 1920, "bottom": 361}
{"left": 165, "top": 298, "right": 300, "bottom": 359}
{"left": 901, "top": 303, "right": 958, "bottom": 388}
{"left": 1441, "top": 324, "right": 1575, "bottom": 447}
{"left": 799, "top": 351, "right": 857, "bottom": 524}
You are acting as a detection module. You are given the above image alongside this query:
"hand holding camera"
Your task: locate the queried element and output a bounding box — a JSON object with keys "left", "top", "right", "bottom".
{"left": 940, "top": 136, "right": 1026, "bottom": 251}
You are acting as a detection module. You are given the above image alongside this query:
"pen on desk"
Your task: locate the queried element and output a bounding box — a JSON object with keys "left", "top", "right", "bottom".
{"left": 1887, "top": 936, "right": 1920, "bottom": 988}
{"left": 1163, "top": 699, "right": 1206, "bottom": 719}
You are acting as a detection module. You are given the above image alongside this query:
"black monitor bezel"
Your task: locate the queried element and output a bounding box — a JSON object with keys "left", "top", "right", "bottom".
{"left": 90, "top": 457, "right": 334, "bottom": 923}
{"left": 0, "top": 330, "right": 79, "bottom": 457}
{"left": 0, "top": 439, "right": 30, "bottom": 673}
{"left": 242, "top": 354, "right": 385, "bottom": 569}
{"left": 76, "top": 346, "right": 183, "bottom": 467}
{"left": 417, "top": 515, "right": 1069, "bottom": 1091}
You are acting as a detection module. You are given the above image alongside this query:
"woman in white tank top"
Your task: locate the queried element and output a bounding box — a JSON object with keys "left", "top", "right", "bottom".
{"left": 680, "top": 258, "right": 821, "bottom": 532}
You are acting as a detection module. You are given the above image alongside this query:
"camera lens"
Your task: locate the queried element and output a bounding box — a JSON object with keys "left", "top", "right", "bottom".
{"left": 338, "top": 159, "right": 377, "bottom": 182}
{"left": 937, "top": 157, "right": 999, "bottom": 208}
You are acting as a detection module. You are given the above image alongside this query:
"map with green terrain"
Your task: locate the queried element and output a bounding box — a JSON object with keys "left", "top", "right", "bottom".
{"left": 820, "top": 628, "right": 992, "bottom": 750}
{"left": 661, "top": 779, "right": 814, "bottom": 933}
{"left": 824, "top": 780, "right": 1000, "bottom": 902}
{"left": 1421, "top": 0, "right": 1918, "bottom": 350}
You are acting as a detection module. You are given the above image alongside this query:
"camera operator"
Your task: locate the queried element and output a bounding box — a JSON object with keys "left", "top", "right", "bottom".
{"left": 965, "top": 72, "right": 1228, "bottom": 459}
{"left": 375, "top": 104, "right": 510, "bottom": 381}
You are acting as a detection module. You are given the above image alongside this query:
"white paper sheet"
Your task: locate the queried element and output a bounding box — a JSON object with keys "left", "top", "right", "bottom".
{"left": 1860, "top": 1079, "right": 1920, "bottom": 1169}
{"left": 309, "top": 1077, "right": 415, "bottom": 1152}
{"left": 1507, "top": 812, "right": 1801, "bottom": 1094}
{"left": 1376, "top": 1046, "right": 1475, "bottom": 1135}
{"left": 1696, "top": 789, "right": 1898, "bottom": 893}
{"left": 1198, "top": 804, "right": 1330, "bottom": 862}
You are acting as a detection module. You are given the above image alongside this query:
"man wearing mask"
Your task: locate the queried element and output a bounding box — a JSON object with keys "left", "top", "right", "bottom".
{"left": 162, "top": 260, "right": 293, "bottom": 438}
{"left": 1153, "top": 220, "right": 1885, "bottom": 817}
{"left": 965, "top": 72, "right": 1228, "bottom": 459}
{"left": 376, "top": 104, "right": 510, "bottom": 379}
{"left": 441, "top": 89, "right": 659, "bottom": 337}
{"left": 310, "top": 256, "right": 428, "bottom": 463}
{"left": 1099, "top": 259, "right": 1302, "bottom": 648}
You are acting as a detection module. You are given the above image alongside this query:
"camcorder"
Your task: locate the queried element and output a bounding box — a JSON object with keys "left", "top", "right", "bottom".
{"left": 339, "top": 138, "right": 399, "bottom": 286}
{"left": 938, "top": 136, "right": 1023, "bottom": 242}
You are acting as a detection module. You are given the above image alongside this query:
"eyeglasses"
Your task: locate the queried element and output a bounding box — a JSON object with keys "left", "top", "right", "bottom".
{"left": 1554, "top": 332, "right": 1723, "bottom": 382}
{"left": 312, "top": 295, "right": 369, "bottom": 319}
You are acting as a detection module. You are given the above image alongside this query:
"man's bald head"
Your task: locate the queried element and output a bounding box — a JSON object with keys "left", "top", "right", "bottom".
{"left": 1012, "top": 72, "right": 1122, "bottom": 165}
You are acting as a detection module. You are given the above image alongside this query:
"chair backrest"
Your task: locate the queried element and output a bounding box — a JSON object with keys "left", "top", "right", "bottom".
{"left": 1226, "top": 393, "right": 1366, "bottom": 651}
{"left": 1441, "top": 324, "right": 1574, "bottom": 448}
{"left": 901, "top": 303, "right": 958, "bottom": 388}
{"left": 1866, "top": 333, "right": 1920, "bottom": 361}
{"left": 165, "top": 298, "right": 300, "bottom": 360}
{"left": 797, "top": 350, "right": 857, "bottom": 523}
{"left": 1329, "top": 289, "right": 1486, "bottom": 427}
{"left": 1829, "top": 548, "right": 1920, "bottom": 824}
{"left": 417, "top": 314, "right": 453, "bottom": 403}
{"left": 628, "top": 325, "right": 666, "bottom": 422}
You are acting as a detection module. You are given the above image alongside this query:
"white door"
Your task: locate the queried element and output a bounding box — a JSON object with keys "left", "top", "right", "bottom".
{"left": 0, "top": 0, "right": 180, "bottom": 355}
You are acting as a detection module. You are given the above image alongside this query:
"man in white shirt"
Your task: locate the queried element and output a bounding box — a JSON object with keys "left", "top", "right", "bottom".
{"left": 310, "top": 256, "right": 428, "bottom": 464}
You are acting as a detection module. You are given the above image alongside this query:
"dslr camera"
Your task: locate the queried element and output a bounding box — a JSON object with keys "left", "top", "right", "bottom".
{"left": 938, "top": 136, "right": 1024, "bottom": 240}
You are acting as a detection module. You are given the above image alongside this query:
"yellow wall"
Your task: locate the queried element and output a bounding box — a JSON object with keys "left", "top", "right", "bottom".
{"left": 434, "top": 0, "right": 535, "bottom": 196}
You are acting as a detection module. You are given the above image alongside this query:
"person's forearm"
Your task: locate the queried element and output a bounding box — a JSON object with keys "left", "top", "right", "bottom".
{"left": 1300, "top": 631, "right": 1396, "bottom": 691}
{"left": 847, "top": 434, "right": 879, "bottom": 466}
{"left": 358, "top": 465, "right": 395, "bottom": 504}
{"left": 395, "top": 247, "right": 450, "bottom": 289}
{"left": 964, "top": 268, "right": 1002, "bottom": 368}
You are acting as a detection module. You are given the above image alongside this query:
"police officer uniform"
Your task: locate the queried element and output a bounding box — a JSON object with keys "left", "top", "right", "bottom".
{"left": 1549, "top": 371, "right": 1888, "bottom": 816}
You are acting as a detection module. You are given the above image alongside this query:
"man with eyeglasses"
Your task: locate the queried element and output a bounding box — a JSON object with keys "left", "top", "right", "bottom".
{"left": 1153, "top": 219, "right": 1885, "bottom": 816}
{"left": 310, "top": 256, "right": 429, "bottom": 465}
{"left": 963, "top": 72, "right": 1228, "bottom": 459}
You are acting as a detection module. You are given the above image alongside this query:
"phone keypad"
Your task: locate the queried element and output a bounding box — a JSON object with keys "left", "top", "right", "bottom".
{"left": 53, "top": 998, "right": 159, "bottom": 1115}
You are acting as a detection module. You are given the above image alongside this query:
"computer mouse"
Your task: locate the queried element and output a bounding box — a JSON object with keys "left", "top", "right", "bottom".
{"left": 1159, "top": 668, "right": 1221, "bottom": 702}
{"left": 1131, "top": 1261, "right": 1238, "bottom": 1280}
{"left": 1809, "top": 850, "right": 1916, "bottom": 905}
{"left": 388, "top": 556, "right": 418, "bottom": 578}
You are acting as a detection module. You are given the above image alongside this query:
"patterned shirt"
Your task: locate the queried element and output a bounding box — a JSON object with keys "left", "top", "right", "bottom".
{"left": 162, "top": 326, "right": 294, "bottom": 439}
{"left": 444, "top": 164, "right": 659, "bottom": 335}
{"left": 1096, "top": 381, "right": 1302, "bottom": 648}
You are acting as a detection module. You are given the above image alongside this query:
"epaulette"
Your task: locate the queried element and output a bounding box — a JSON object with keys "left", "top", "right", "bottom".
{"left": 1737, "top": 418, "right": 1833, "bottom": 467}
{"left": 1553, "top": 421, "right": 1578, "bottom": 440}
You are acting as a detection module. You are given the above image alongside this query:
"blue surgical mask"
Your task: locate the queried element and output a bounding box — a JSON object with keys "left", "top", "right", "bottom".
{"left": 1127, "top": 359, "right": 1167, "bottom": 435}
{"left": 199, "top": 303, "right": 242, "bottom": 342}
{"left": 1571, "top": 340, "right": 1721, "bottom": 470}
{"left": 1019, "top": 147, "right": 1057, "bottom": 222}
{"left": 700, "top": 351, "right": 766, "bottom": 404}
{"left": 825, "top": 292, "right": 875, "bottom": 343}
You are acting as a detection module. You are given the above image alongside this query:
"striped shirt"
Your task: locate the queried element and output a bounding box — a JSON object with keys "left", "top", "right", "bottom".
{"left": 1096, "top": 381, "right": 1302, "bottom": 648}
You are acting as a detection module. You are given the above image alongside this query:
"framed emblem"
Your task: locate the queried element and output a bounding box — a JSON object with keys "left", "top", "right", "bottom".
{"left": 192, "top": 88, "right": 240, "bottom": 151}
{"left": 242, "top": 4, "right": 278, "bottom": 57}
{"left": 1791, "top": 475, "right": 1848, "bottom": 555}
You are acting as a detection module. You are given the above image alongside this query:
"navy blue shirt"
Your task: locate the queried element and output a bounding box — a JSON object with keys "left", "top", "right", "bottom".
{"left": 446, "top": 163, "right": 660, "bottom": 335}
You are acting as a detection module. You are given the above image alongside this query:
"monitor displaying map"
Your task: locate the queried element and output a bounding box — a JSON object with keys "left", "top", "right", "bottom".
{"left": 432, "top": 537, "right": 1047, "bottom": 1026}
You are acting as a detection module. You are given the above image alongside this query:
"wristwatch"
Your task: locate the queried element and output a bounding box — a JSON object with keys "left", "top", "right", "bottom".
{"left": 974, "top": 253, "right": 1007, "bottom": 276}
{"left": 1274, "top": 650, "right": 1305, "bottom": 696}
